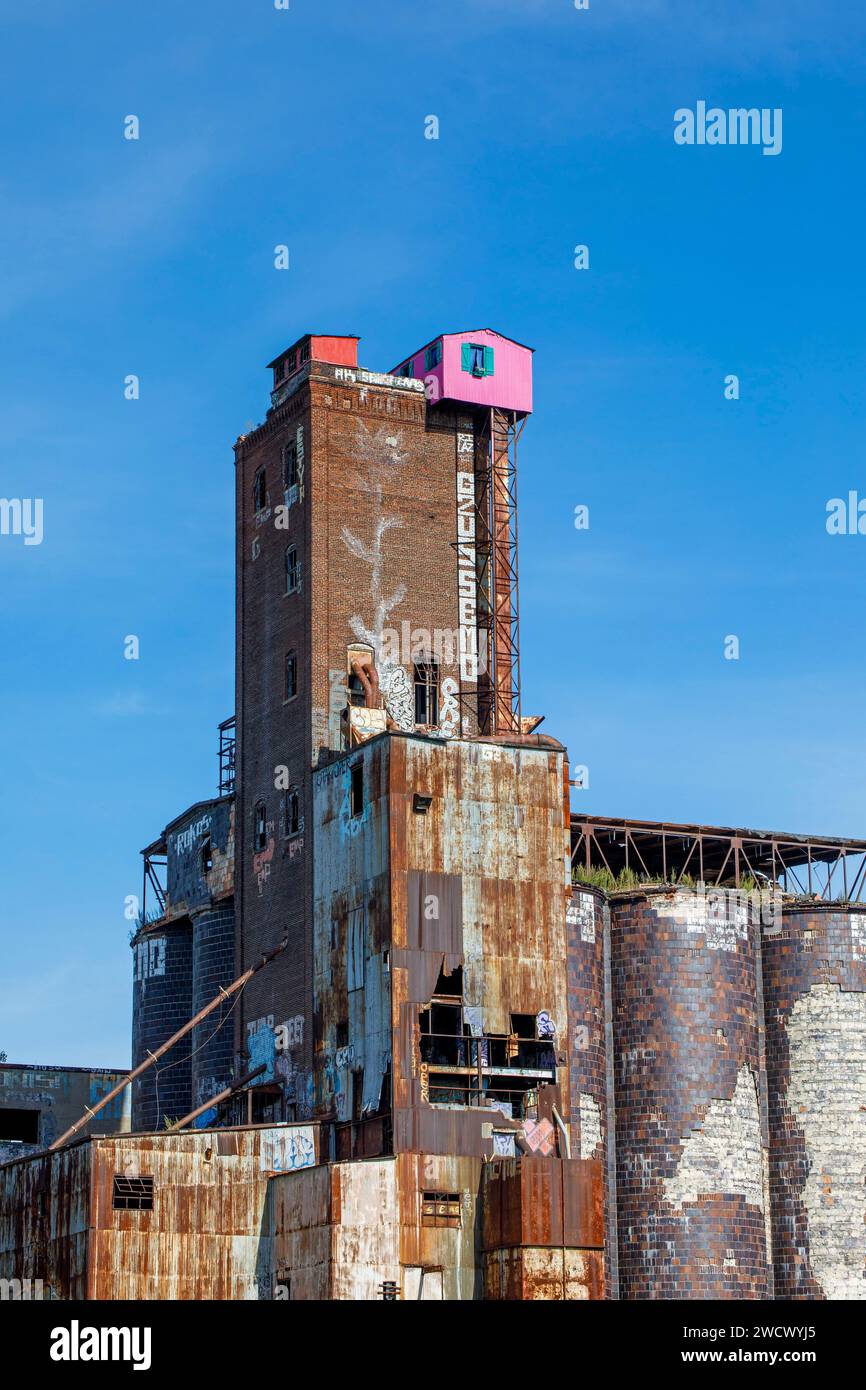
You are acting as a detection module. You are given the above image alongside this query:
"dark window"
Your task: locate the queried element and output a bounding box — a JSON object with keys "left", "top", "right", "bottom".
{"left": 299, "top": 339, "right": 310, "bottom": 364}
{"left": 253, "top": 468, "right": 267, "bottom": 511}
{"left": 421, "top": 1192, "right": 461, "bottom": 1228}
{"left": 275, "top": 358, "right": 287, "bottom": 382}
{"left": 347, "top": 669, "right": 366, "bottom": 707}
{"left": 112, "top": 1176, "right": 154, "bottom": 1211}
{"left": 286, "top": 787, "right": 301, "bottom": 837}
{"left": 200, "top": 835, "right": 213, "bottom": 875}
{"left": 283, "top": 441, "right": 298, "bottom": 490}
{"left": 284, "top": 349, "right": 297, "bottom": 376}
{"left": 0, "top": 1108, "right": 39, "bottom": 1143}
{"left": 402, "top": 359, "right": 414, "bottom": 378}
{"left": 336, "top": 1020, "right": 349, "bottom": 1049}
{"left": 424, "top": 341, "right": 442, "bottom": 370}
{"left": 414, "top": 661, "right": 439, "bottom": 726}
{"left": 255, "top": 802, "right": 267, "bottom": 851}
{"left": 285, "top": 545, "right": 300, "bottom": 593}
{"left": 285, "top": 651, "right": 298, "bottom": 700}
{"left": 461, "top": 342, "right": 494, "bottom": 377}
{"left": 350, "top": 763, "right": 364, "bottom": 817}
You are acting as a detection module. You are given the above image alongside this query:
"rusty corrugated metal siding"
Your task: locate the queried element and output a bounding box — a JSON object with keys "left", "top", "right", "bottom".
{"left": 0, "top": 1141, "right": 92, "bottom": 1300}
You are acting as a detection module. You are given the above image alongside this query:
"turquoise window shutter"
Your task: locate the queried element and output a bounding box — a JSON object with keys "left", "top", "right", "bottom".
{"left": 483, "top": 346, "right": 494, "bottom": 376}
{"left": 461, "top": 343, "right": 472, "bottom": 372}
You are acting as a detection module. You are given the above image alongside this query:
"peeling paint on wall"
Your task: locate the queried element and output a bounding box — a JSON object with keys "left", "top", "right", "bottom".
{"left": 579, "top": 1093, "right": 603, "bottom": 1160}
{"left": 786, "top": 983, "right": 866, "bottom": 1299}
{"left": 654, "top": 891, "right": 750, "bottom": 952}
{"left": 664, "top": 1066, "right": 765, "bottom": 1214}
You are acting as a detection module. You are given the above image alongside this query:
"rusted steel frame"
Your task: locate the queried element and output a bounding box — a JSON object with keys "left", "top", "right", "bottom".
{"left": 588, "top": 829, "right": 615, "bottom": 877}
{"left": 846, "top": 854, "right": 866, "bottom": 901}
{"left": 164, "top": 1064, "right": 266, "bottom": 1133}
{"left": 712, "top": 842, "right": 733, "bottom": 886}
{"left": 784, "top": 862, "right": 808, "bottom": 896}
{"left": 738, "top": 841, "right": 764, "bottom": 884}
{"left": 489, "top": 409, "right": 522, "bottom": 734}
{"left": 143, "top": 853, "right": 167, "bottom": 919}
{"left": 49, "top": 939, "right": 288, "bottom": 1151}
{"left": 822, "top": 852, "right": 839, "bottom": 902}
{"left": 472, "top": 415, "right": 495, "bottom": 735}
{"left": 570, "top": 829, "right": 588, "bottom": 875}
{"left": 624, "top": 831, "right": 652, "bottom": 880}
{"left": 672, "top": 834, "right": 698, "bottom": 884}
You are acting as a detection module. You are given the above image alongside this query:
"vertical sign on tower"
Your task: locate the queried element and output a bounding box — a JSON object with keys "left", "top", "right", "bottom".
{"left": 455, "top": 431, "right": 478, "bottom": 737}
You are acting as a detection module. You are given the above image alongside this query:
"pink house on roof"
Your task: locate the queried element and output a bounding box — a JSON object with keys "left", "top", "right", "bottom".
{"left": 389, "top": 328, "right": 533, "bottom": 415}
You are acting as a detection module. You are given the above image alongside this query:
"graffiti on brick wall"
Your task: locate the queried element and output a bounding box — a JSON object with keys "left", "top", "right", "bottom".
{"left": 252, "top": 822, "right": 275, "bottom": 895}
{"left": 439, "top": 675, "right": 459, "bottom": 738}
{"left": 567, "top": 895, "right": 597, "bottom": 943}
{"left": 455, "top": 453, "right": 479, "bottom": 683}
{"left": 134, "top": 937, "right": 166, "bottom": 981}
{"left": 340, "top": 422, "right": 415, "bottom": 732}
{"left": 786, "top": 982, "right": 866, "bottom": 1299}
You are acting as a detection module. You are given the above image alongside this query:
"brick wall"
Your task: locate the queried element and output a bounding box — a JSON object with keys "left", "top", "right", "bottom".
{"left": 234, "top": 360, "right": 483, "bottom": 1116}
{"left": 566, "top": 887, "right": 613, "bottom": 1292}
{"left": 191, "top": 903, "right": 236, "bottom": 1113}
{"left": 130, "top": 919, "right": 193, "bottom": 1130}
{"left": 609, "top": 888, "right": 770, "bottom": 1299}
{"left": 764, "top": 904, "right": 866, "bottom": 1299}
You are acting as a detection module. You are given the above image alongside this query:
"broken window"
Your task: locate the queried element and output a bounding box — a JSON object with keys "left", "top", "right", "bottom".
{"left": 253, "top": 468, "right": 267, "bottom": 512}
{"left": 350, "top": 762, "right": 363, "bottom": 817}
{"left": 347, "top": 669, "right": 366, "bottom": 707}
{"left": 112, "top": 1176, "right": 154, "bottom": 1211}
{"left": 434, "top": 962, "right": 462, "bottom": 998}
{"left": 413, "top": 661, "right": 439, "bottom": 727}
{"left": 424, "top": 341, "right": 442, "bottom": 371}
{"left": 299, "top": 339, "right": 310, "bottom": 364}
{"left": 255, "top": 802, "right": 267, "bottom": 851}
{"left": 285, "top": 545, "right": 300, "bottom": 593}
{"left": 421, "top": 1192, "right": 461, "bottom": 1228}
{"left": 283, "top": 441, "right": 298, "bottom": 490}
{"left": 347, "top": 906, "right": 366, "bottom": 991}
{"left": 352, "top": 1069, "right": 365, "bottom": 1122}
{"left": 286, "top": 786, "right": 301, "bottom": 837}
{"left": 417, "top": 981, "right": 557, "bottom": 1117}
{"left": 0, "top": 1108, "right": 39, "bottom": 1143}
{"left": 285, "top": 651, "right": 298, "bottom": 700}
{"left": 200, "top": 834, "right": 213, "bottom": 875}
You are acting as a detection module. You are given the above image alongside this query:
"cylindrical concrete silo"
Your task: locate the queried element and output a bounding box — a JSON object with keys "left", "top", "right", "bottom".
{"left": 763, "top": 902, "right": 866, "bottom": 1300}
{"left": 610, "top": 887, "right": 771, "bottom": 1299}
{"left": 566, "top": 887, "right": 612, "bottom": 1289}
{"left": 190, "top": 903, "right": 236, "bottom": 1116}
{"left": 130, "top": 918, "right": 193, "bottom": 1131}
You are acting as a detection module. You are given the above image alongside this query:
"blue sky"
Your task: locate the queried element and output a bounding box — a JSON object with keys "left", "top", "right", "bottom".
{"left": 1, "top": 0, "right": 864, "bottom": 1065}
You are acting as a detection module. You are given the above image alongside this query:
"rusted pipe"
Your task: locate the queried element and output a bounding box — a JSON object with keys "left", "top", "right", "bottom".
{"left": 48, "top": 939, "right": 288, "bottom": 1151}
{"left": 164, "top": 1063, "right": 267, "bottom": 1133}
